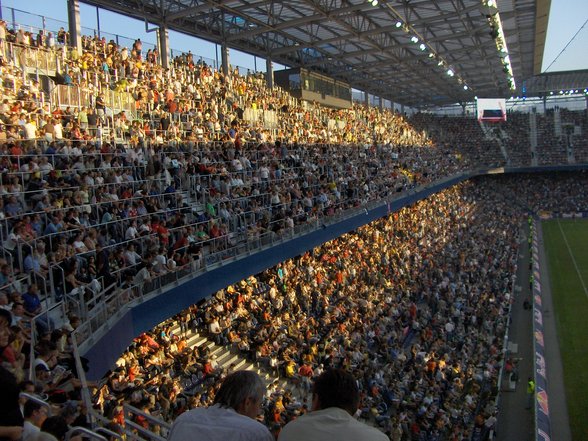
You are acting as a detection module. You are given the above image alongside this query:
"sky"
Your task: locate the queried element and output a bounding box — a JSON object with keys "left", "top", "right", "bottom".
{"left": 1, "top": 0, "right": 586, "bottom": 75}
{"left": 541, "top": 0, "right": 588, "bottom": 72}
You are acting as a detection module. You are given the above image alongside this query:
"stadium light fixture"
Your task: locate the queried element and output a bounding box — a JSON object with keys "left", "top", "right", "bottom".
{"left": 483, "top": 0, "right": 516, "bottom": 90}
{"left": 384, "top": 2, "right": 470, "bottom": 93}
{"left": 463, "top": 85, "right": 468, "bottom": 90}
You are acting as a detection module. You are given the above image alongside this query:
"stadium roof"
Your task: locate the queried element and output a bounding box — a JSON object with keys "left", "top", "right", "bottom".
{"left": 80, "top": 0, "right": 588, "bottom": 108}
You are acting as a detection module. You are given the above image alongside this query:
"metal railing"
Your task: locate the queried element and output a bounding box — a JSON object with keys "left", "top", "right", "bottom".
{"left": 123, "top": 404, "right": 170, "bottom": 441}
{"left": 65, "top": 427, "right": 108, "bottom": 441}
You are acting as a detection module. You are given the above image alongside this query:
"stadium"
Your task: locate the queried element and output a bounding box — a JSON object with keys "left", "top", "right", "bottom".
{"left": 0, "top": 0, "right": 587, "bottom": 440}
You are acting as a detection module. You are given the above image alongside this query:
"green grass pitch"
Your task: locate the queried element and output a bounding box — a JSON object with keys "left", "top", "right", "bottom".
{"left": 542, "top": 219, "right": 588, "bottom": 441}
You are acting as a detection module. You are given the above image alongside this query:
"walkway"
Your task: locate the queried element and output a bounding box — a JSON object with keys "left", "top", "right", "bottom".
{"left": 497, "top": 226, "right": 534, "bottom": 441}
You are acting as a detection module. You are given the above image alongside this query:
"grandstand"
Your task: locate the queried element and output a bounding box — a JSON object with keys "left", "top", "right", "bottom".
{"left": 1, "top": 1, "right": 587, "bottom": 441}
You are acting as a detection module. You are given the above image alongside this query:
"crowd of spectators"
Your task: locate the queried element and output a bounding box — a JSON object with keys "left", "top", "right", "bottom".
{"left": 498, "top": 112, "right": 532, "bottom": 166}
{"left": 93, "top": 178, "right": 524, "bottom": 440}
{"left": 1, "top": 12, "right": 588, "bottom": 441}
{"left": 536, "top": 111, "right": 568, "bottom": 165}
{"left": 2, "top": 171, "right": 588, "bottom": 440}
{"left": 0, "top": 303, "right": 99, "bottom": 441}
{"left": 559, "top": 108, "right": 588, "bottom": 164}
{"left": 0, "top": 17, "right": 489, "bottom": 335}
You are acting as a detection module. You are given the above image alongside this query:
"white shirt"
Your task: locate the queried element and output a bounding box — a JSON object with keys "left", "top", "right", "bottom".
{"left": 168, "top": 404, "right": 272, "bottom": 441}
{"left": 125, "top": 226, "right": 138, "bottom": 240}
{"left": 279, "top": 407, "right": 388, "bottom": 441}
{"left": 54, "top": 123, "right": 63, "bottom": 140}
{"left": 22, "top": 421, "right": 40, "bottom": 441}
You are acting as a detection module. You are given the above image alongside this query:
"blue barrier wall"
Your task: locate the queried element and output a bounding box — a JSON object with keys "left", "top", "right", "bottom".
{"left": 83, "top": 166, "right": 586, "bottom": 380}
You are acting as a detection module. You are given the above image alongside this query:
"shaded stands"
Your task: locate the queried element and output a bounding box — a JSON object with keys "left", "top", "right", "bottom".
{"left": 408, "top": 113, "right": 506, "bottom": 168}
{"left": 536, "top": 112, "right": 568, "bottom": 166}
{"left": 500, "top": 113, "right": 533, "bottom": 166}
{"left": 560, "top": 109, "right": 588, "bottom": 164}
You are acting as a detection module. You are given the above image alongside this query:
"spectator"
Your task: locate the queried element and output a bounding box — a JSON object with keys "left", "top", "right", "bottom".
{"left": 278, "top": 369, "right": 387, "bottom": 441}
{"left": 167, "top": 370, "right": 273, "bottom": 441}
{"left": 22, "top": 400, "right": 48, "bottom": 441}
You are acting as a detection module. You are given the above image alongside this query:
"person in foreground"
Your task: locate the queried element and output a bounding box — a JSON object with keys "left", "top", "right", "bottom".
{"left": 279, "top": 369, "right": 388, "bottom": 441}
{"left": 167, "top": 370, "right": 273, "bottom": 441}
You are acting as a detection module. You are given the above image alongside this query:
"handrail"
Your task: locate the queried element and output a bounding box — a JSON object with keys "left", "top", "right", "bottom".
{"left": 123, "top": 404, "right": 170, "bottom": 441}
{"left": 71, "top": 328, "right": 93, "bottom": 421}
{"left": 94, "top": 427, "right": 123, "bottom": 441}
{"left": 65, "top": 427, "right": 108, "bottom": 441}
{"left": 19, "top": 392, "right": 53, "bottom": 415}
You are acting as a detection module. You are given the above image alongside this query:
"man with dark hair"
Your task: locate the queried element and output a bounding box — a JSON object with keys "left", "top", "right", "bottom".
{"left": 22, "top": 400, "right": 47, "bottom": 441}
{"left": 40, "top": 416, "right": 69, "bottom": 441}
{"left": 167, "top": 370, "right": 272, "bottom": 441}
{"left": 279, "top": 369, "right": 388, "bottom": 441}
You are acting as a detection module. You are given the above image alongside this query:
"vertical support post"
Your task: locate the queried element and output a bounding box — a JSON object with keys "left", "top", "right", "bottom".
{"left": 221, "top": 43, "right": 229, "bottom": 77}
{"left": 364, "top": 91, "right": 369, "bottom": 107}
{"left": 266, "top": 57, "right": 273, "bottom": 89}
{"left": 67, "top": 0, "right": 82, "bottom": 52}
{"left": 96, "top": 6, "right": 101, "bottom": 39}
{"left": 157, "top": 27, "right": 169, "bottom": 69}
{"left": 379, "top": 97, "right": 384, "bottom": 110}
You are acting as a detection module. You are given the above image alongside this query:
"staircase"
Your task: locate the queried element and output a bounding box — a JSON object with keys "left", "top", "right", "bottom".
{"left": 529, "top": 113, "right": 538, "bottom": 166}
{"left": 167, "top": 320, "right": 291, "bottom": 392}
{"left": 479, "top": 121, "right": 508, "bottom": 164}
{"left": 553, "top": 108, "right": 562, "bottom": 138}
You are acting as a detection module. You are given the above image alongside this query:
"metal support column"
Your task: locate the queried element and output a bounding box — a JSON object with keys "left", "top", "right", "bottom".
{"left": 67, "top": 0, "right": 82, "bottom": 52}
{"left": 364, "top": 91, "right": 369, "bottom": 106}
{"left": 96, "top": 7, "right": 101, "bottom": 39}
{"left": 157, "top": 26, "right": 169, "bottom": 69}
{"left": 221, "top": 43, "right": 230, "bottom": 77}
{"left": 266, "top": 57, "right": 274, "bottom": 89}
